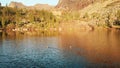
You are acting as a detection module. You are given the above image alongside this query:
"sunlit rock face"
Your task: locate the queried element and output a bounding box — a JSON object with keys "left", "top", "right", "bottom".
{"left": 9, "top": 1, "right": 26, "bottom": 8}
{"left": 56, "top": 0, "right": 98, "bottom": 10}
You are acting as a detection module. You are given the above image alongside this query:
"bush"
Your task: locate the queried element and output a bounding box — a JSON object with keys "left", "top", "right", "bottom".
{"left": 113, "top": 20, "right": 120, "bottom": 26}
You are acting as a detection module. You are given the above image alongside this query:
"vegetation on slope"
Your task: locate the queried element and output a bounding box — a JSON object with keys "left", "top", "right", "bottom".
{"left": 0, "top": 5, "right": 58, "bottom": 31}
{"left": 0, "top": 0, "right": 120, "bottom": 32}
{"left": 80, "top": 0, "right": 120, "bottom": 28}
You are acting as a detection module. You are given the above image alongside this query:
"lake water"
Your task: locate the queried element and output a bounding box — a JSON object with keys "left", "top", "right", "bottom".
{"left": 0, "top": 29, "right": 120, "bottom": 68}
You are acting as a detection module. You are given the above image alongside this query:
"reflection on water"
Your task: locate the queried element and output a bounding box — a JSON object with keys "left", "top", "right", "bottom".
{"left": 60, "top": 29, "right": 120, "bottom": 67}
{"left": 0, "top": 30, "right": 120, "bottom": 68}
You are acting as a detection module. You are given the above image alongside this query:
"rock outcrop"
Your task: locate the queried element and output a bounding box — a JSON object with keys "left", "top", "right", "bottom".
{"left": 56, "top": 0, "right": 99, "bottom": 10}
{"left": 9, "top": 1, "right": 26, "bottom": 8}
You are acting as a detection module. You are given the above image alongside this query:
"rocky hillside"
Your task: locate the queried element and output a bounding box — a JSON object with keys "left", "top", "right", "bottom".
{"left": 58, "top": 0, "right": 120, "bottom": 29}
{"left": 9, "top": 1, "right": 26, "bottom": 8}
{"left": 28, "top": 4, "right": 54, "bottom": 10}
{"left": 56, "top": 0, "right": 99, "bottom": 10}
{"left": 8, "top": 1, "right": 54, "bottom": 10}
{"left": 80, "top": 0, "right": 120, "bottom": 28}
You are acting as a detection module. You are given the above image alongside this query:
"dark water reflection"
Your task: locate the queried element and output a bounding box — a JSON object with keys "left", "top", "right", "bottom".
{"left": 0, "top": 30, "right": 120, "bottom": 68}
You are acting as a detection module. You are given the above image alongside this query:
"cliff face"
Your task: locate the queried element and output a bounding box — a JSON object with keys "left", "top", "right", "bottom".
{"left": 56, "top": 0, "right": 98, "bottom": 10}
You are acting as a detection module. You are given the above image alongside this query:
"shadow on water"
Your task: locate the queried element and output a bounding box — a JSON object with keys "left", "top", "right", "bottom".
{"left": 0, "top": 29, "right": 120, "bottom": 68}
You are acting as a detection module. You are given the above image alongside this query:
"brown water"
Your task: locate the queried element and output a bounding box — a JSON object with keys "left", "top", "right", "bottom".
{"left": 0, "top": 29, "right": 120, "bottom": 68}
{"left": 60, "top": 29, "right": 120, "bottom": 67}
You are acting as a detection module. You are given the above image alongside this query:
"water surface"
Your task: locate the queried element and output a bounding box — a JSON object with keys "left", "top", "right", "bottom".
{"left": 0, "top": 30, "right": 120, "bottom": 68}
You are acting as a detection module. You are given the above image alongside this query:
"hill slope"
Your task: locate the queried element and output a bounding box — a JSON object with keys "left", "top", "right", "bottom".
{"left": 56, "top": 0, "right": 99, "bottom": 10}
{"left": 80, "top": 0, "right": 120, "bottom": 27}
{"left": 9, "top": 1, "right": 25, "bottom": 8}
{"left": 8, "top": 2, "right": 54, "bottom": 10}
